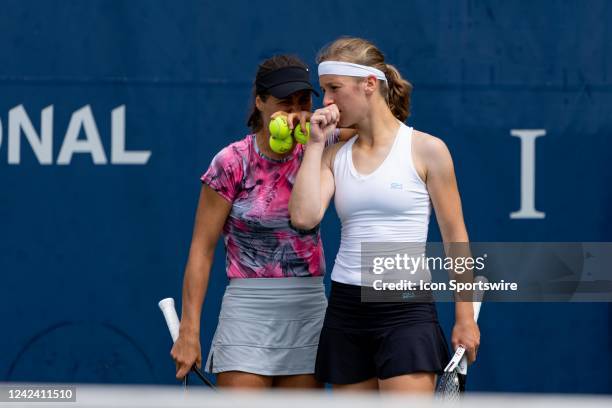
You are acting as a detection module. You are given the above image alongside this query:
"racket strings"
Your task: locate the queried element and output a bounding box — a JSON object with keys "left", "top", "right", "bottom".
{"left": 436, "top": 371, "right": 462, "bottom": 403}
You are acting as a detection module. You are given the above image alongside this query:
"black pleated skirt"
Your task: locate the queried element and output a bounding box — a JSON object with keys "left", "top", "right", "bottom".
{"left": 315, "top": 280, "right": 450, "bottom": 384}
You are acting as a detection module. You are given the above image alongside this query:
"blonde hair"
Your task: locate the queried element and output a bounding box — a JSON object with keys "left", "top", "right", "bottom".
{"left": 317, "top": 37, "right": 412, "bottom": 121}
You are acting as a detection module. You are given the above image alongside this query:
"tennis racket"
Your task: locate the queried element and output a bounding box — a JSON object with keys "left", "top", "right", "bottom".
{"left": 435, "top": 276, "right": 487, "bottom": 403}
{"left": 158, "top": 297, "right": 216, "bottom": 389}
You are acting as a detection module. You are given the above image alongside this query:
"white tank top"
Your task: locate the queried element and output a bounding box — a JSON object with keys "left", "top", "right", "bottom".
{"left": 331, "top": 123, "right": 431, "bottom": 286}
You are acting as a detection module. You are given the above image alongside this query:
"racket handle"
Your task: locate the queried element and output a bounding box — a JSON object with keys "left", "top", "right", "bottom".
{"left": 159, "top": 297, "right": 216, "bottom": 389}
{"left": 158, "top": 297, "right": 180, "bottom": 342}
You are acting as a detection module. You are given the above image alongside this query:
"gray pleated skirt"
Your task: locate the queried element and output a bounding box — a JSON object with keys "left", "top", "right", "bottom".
{"left": 205, "top": 276, "right": 327, "bottom": 376}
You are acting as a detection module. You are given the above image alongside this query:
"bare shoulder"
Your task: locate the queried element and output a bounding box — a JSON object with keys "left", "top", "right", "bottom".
{"left": 412, "top": 129, "right": 452, "bottom": 163}
{"left": 411, "top": 130, "right": 455, "bottom": 182}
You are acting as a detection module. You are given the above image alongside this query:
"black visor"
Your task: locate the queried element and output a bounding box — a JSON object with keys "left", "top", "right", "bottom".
{"left": 256, "top": 66, "right": 319, "bottom": 98}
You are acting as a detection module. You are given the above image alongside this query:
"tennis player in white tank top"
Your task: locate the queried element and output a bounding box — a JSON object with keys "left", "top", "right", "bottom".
{"left": 332, "top": 123, "right": 431, "bottom": 285}
{"left": 289, "top": 37, "right": 480, "bottom": 393}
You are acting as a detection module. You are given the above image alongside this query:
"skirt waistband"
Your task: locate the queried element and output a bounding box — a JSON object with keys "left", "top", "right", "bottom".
{"left": 220, "top": 276, "right": 327, "bottom": 320}
{"left": 324, "top": 280, "right": 439, "bottom": 330}
{"left": 228, "top": 276, "right": 324, "bottom": 289}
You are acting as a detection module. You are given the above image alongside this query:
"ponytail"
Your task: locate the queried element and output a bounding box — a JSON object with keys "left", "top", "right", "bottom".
{"left": 383, "top": 64, "right": 412, "bottom": 121}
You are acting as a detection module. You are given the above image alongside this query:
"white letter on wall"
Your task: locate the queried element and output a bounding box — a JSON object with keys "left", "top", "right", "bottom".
{"left": 57, "top": 105, "right": 108, "bottom": 165}
{"left": 8, "top": 105, "right": 54, "bottom": 165}
{"left": 111, "top": 105, "right": 151, "bottom": 164}
{"left": 510, "top": 129, "right": 546, "bottom": 219}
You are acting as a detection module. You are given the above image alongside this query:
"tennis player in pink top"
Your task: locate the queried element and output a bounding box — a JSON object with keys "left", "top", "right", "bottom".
{"left": 170, "top": 55, "right": 351, "bottom": 389}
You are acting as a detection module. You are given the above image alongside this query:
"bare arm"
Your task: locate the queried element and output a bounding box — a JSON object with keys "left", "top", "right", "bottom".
{"left": 171, "top": 184, "right": 231, "bottom": 378}
{"left": 289, "top": 105, "right": 341, "bottom": 230}
{"left": 289, "top": 144, "right": 339, "bottom": 230}
{"left": 417, "top": 132, "right": 480, "bottom": 363}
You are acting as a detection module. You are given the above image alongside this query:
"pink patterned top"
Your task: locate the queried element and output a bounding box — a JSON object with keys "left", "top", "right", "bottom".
{"left": 201, "top": 133, "right": 336, "bottom": 279}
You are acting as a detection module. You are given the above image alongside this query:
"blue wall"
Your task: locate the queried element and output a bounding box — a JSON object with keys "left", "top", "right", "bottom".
{"left": 1, "top": 0, "right": 610, "bottom": 393}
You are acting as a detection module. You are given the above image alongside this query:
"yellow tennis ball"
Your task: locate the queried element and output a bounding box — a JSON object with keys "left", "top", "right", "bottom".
{"left": 294, "top": 122, "right": 310, "bottom": 144}
{"left": 269, "top": 117, "right": 291, "bottom": 140}
{"left": 269, "top": 135, "right": 294, "bottom": 154}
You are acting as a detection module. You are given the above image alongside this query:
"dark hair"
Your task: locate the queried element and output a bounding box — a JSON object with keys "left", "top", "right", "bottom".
{"left": 316, "top": 37, "right": 413, "bottom": 121}
{"left": 247, "top": 55, "right": 309, "bottom": 132}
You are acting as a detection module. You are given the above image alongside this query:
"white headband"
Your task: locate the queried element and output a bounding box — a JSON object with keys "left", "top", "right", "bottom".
{"left": 318, "top": 61, "right": 387, "bottom": 82}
